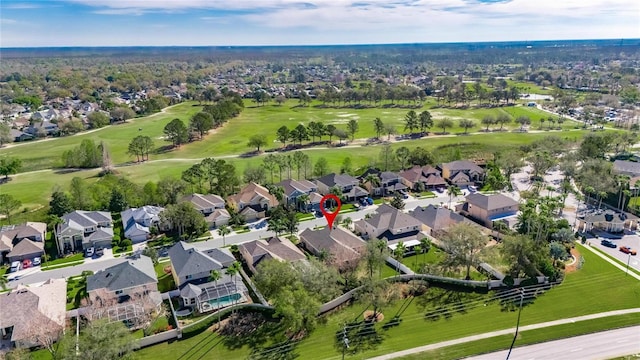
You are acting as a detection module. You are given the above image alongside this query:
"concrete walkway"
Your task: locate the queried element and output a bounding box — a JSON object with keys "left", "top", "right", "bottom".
{"left": 578, "top": 241, "right": 640, "bottom": 281}
{"left": 366, "top": 308, "right": 640, "bottom": 360}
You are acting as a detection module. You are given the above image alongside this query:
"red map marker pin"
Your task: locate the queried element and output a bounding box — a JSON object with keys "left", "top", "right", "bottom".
{"left": 320, "top": 194, "right": 341, "bottom": 230}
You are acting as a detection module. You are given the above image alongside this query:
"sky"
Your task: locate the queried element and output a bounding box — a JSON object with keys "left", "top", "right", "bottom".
{"left": 1, "top": 0, "right": 639, "bottom": 47}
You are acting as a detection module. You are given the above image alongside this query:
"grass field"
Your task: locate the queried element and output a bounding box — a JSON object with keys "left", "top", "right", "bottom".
{"left": 134, "top": 244, "right": 640, "bottom": 360}
{"left": 4, "top": 129, "right": 589, "bottom": 209}
{"left": 397, "top": 313, "right": 640, "bottom": 360}
{"left": 1, "top": 99, "right": 577, "bottom": 174}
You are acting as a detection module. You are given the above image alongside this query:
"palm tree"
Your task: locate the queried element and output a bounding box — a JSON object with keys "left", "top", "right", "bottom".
{"left": 217, "top": 225, "right": 231, "bottom": 247}
{"left": 297, "top": 193, "right": 310, "bottom": 212}
{"left": 419, "top": 238, "right": 431, "bottom": 265}
{"left": 226, "top": 261, "right": 242, "bottom": 312}
{"left": 209, "top": 269, "right": 222, "bottom": 326}
{"left": 393, "top": 241, "right": 406, "bottom": 274}
{"left": 364, "top": 174, "right": 381, "bottom": 195}
{"left": 341, "top": 217, "right": 353, "bottom": 230}
{"left": 412, "top": 244, "right": 422, "bottom": 272}
{"left": 447, "top": 185, "right": 458, "bottom": 209}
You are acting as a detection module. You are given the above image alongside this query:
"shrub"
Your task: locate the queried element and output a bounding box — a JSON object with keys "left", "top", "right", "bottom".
{"left": 121, "top": 239, "right": 132, "bottom": 248}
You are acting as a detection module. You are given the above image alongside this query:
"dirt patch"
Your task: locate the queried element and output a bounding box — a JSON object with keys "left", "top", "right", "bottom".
{"left": 565, "top": 248, "right": 581, "bottom": 274}
{"left": 363, "top": 310, "right": 385, "bottom": 322}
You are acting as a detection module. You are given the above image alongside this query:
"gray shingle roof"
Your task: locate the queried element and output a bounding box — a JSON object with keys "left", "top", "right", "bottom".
{"left": 316, "top": 173, "right": 359, "bottom": 188}
{"left": 182, "top": 194, "right": 225, "bottom": 211}
{"left": 364, "top": 204, "right": 422, "bottom": 231}
{"left": 299, "top": 227, "right": 365, "bottom": 265}
{"left": 410, "top": 205, "right": 468, "bottom": 231}
{"left": 239, "top": 236, "right": 306, "bottom": 269}
{"left": 87, "top": 256, "right": 157, "bottom": 292}
{"left": 613, "top": 160, "right": 640, "bottom": 176}
{"left": 168, "top": 241, "right": 233, "bottom": 278}
{"left": 441, "top": 160, "right": 485, "bottom": 173}
{"left": 7, "top": 238, "right": 44, "bottom": 258}
{"left": 466, "top": 193, "right": 518, "bottom": 211}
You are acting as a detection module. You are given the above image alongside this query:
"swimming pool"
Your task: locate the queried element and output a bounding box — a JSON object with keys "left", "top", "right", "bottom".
{"left": 205, "top": 293, "right": 242, "bottom": 309}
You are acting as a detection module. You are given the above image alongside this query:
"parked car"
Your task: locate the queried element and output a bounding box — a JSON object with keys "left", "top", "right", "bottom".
{"left": 366, "top": 197, "right": 374, "bottom": 205}
{"left": 22, "top": 259, "right": 32, "bottom": 269}
{"left": 32, "top": 257, "right": 42, "bottom": 266}
{"left": 10, "top": 261, "right": 21, "bottom": 273}
{"left": 85, "top": 247, "right": 95, "bottom": 258}
{"left": 600, "top": 239, "right": 616, "bottom": 248}
{"left": 353, "top": 203, "right": 361, "bottom": 210}
{"left": 620, "top": 246, "right": 637, "bottom": 255}
{"left": 95, "top": 247, "right": 104, "bottom": 257}
{"left": 468, "top": 185, "right": 477, "bottom": 193}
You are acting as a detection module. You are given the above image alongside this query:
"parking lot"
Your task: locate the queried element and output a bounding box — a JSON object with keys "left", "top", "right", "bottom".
{"left": 589, "top": 234, "right": 640, "bottom": 272}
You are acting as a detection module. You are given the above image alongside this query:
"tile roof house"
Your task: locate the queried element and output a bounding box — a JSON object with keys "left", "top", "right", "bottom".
{"left": 613, "top": 160, "right": 640, "bottom": 177}
{"left": 439, "top": 160, "right": 485, "bottom": 186}
{"left": 299, "top": 226, "right": 366, "bottom": 269}
{"left": 359, "top": 169, "right": 407, "bottom": 196}
{"left": 86, "top": 256, "right": 161, "bottom": 328}
{"left": 316, "top": 173, "right": 369, "bottom": 201}
{"left": 354, "top": 204, "right": 427, "bottom": 247}
{"left": 409, "top": 205, "right": 470, "bottom": 236}
{"left": 456, "top": 193, "right": 519, "bottom": 228}
{"left": 0, "top": 278, "right": 67, "bottom": 349}
{"left": 238, "top": 236, "right": 307, "bottom": 273}
{"left": 227, "top": 183, "right": 278, "bottom": 222}
{"left": 0, "top": 222, "right": 46, "bottom": 263}
{"left": 277, "top": 179, "right": 322, "bottom": 212}
{"left": 121, "top": 206, "right": 164, "bottom": 243}
{"left": 399, "top": 166, "right": 447, "bottom": 190}
{"left": 168, "top": 241, "right": 247, "bottom": 313}
{"left": 56, "top": 210, "right": 113, "bottom": 255}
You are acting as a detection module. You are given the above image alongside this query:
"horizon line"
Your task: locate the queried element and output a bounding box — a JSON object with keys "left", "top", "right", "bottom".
{"left": 2, "top": 37, "right": 639, "bottom": 50}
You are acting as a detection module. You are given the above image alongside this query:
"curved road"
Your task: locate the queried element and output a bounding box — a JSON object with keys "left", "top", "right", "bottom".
{"left": 465, "top": 325, "right": 640, "bottom": 360}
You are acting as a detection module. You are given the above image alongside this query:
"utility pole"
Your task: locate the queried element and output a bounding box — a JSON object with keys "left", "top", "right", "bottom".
{"left": 626, "top": 253, "right": 631, "bottom": 276}
{"left": 506, "top": 288, "right": 525, "bottom": 360}
{"left": 341, "top": 324, "right": 350, "bottom": 360}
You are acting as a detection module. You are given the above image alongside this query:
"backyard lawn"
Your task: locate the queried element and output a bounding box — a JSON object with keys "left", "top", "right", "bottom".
{"left": 135, "top": 244, "right": 640, "bottom": 360}
{"left": 155, "top": 261, "right": 177, "bottom": 293}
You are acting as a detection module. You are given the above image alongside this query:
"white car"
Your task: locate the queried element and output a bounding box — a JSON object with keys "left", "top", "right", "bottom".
{"left": 85, "top": 247, "right": 95, "bottom": 258}
{"left": 10, "top": 261, "right": 21, "bottom": 273}
{"left": 32, "top": 257, "right": 42, "bottom": 266}
{"left": 468, "top": 186, "right": 477, "bottom": 193}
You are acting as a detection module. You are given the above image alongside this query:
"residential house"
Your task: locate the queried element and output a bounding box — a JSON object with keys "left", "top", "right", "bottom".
{"left": 86, "top": 256, "right": 161, "bottom": 328}
{"left": 360, "top": 169, "right": 407, "bottom": 196}
{"left": 316, "top": 173, "right": 369, "bottom": 202}
{"left": 354, "top": 204, "right": 427, "bottom": 249}
{"left": 227, "top": 182, "right": 278, "bottom": 222}
{"left": 577, "top": 210, "right": 636, "bottom": 234}
{"left": 439, "top": 160, "right": 485, "bottom": 186}
{"left": 168, "top": 241, "right": 247, "bottom": 313}
{"left": 238, "top": 236, "right": 307, "bottom": 273}
{"left": 9, "top": 129, "right": 33, "bottom": 142}
{"left": 25, "top": 120, "right": 59, "bottom": 137}
{"left": 399, "top": 166, "right": 446, "bottom": 191}
{"left": 409, "top": 205, "right": 470, "bottom": 236}
{"left": 121, "top": 206, "right": 164, "bottom": 243}
{"left": 456, "top": 193, "right": 519, "bottom": 228}
{"left": 182, "top": 193, "right": 229, "bottom": 228}
{"left": 277, "top": 179, "right": 322, "bottom": 212}
{"left": 613, "top": 160, "right": 640, "bottom": 177}
{"left": 299, "top": 226, "right": 366, "bottom": 269}
{"left": 56, "top": 210, "right": 113, "bottom": 255}
{"left": 0, "top": 278, "right": 67, "bottom": 349}
{"left": 0, "top": 222, "right": 46, "bottom": 263}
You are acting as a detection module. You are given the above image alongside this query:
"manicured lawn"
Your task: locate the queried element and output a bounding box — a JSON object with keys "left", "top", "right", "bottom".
{"left": 134, "top": 244, "right": 640, "bottom": 360}
{"left": 4, "top": 129, "right": 591, "bottom": 208}
{"left": 43, "top": 253, "right": 84, "bottom": 267}
{"left": 588, "top": 246, "right": 640, "bottom": 277}
{"left": 399, "top": 248, "right": 446, "bottom": 272}
{"left": 397, "top": 313, "right": 640, "bottom": 360}
{"left": 66, "top": 275, "right": 88, "bottom": 311}
{"left": 155, "top": 261, "right": 177, "bottom": 293}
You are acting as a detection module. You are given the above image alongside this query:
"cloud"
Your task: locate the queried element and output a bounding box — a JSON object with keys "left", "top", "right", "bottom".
{"left": 3, "top": 2, "right": 41, "bottom": 9}
{"left": 0, "top": 18, "right": 19, "bottom": 24}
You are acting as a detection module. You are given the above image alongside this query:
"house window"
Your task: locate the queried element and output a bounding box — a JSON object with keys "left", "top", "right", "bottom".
{"left": 186, "top": 275, "right": 193, "bottom": 280}
{"left": 115, "top": 290, "right": 123, "bottom": 295}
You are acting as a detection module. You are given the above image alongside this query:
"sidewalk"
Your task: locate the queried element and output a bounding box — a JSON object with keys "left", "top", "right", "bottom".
{"left": 366, "top": 308, "right": 640, "bottom": 360}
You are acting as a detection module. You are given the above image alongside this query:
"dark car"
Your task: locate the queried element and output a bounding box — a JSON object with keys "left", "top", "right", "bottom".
{"left": 600, "top": 239, "right": 616, "bottom": 248}
{"left": 95, "top": 247, "right": 104, "bottom": 257}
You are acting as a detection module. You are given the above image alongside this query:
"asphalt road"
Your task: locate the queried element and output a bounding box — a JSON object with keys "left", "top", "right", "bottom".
{"left": 464, "top": 325, "right": 640, "bottom": 360}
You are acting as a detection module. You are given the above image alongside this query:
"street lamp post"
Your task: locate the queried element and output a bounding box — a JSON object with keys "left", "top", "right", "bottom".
{"left": 506, "top": 288, "right": 525, "bottom": 360}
